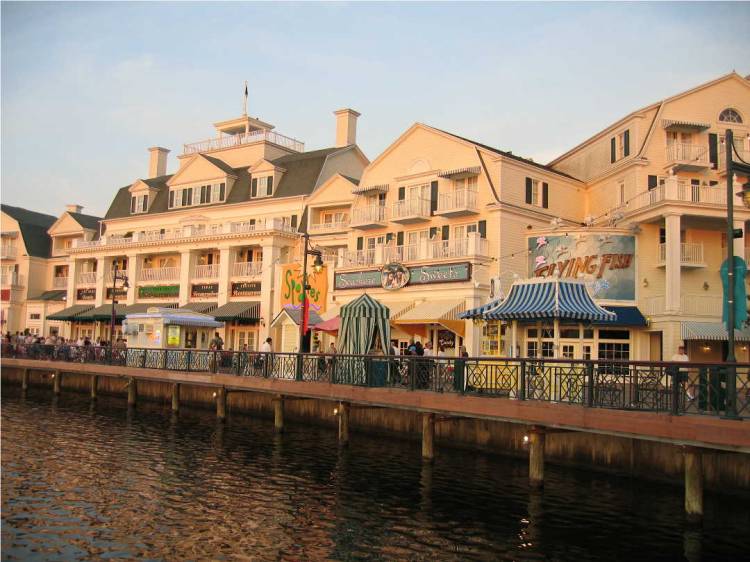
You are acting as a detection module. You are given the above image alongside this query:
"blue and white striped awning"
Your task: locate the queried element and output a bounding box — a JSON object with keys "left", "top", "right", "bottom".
{"left": 681, "top": 321, "right": 750, "bottom": 342}
{"left": 483, "top": 279, "right": 616, "bottom": 322}
{"left": 460, "top": 296, "right": 504, "bottom": 319}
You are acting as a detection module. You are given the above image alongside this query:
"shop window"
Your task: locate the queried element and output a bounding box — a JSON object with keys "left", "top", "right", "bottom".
{"left": 583, "top": 345, "right": 592, "bottom": 360}
{"left": 583, "top": 328, "right": 594, "bottom": 339}
{"left": 541, "top": 341, "right": 554, "bottom": 358}
{"left": 527, "top": 341, "right": 538, "bottom": 358}
{"left": 598, "top": 329, "right": 630, "bottom": 340}
{"left": 481, "top": 322, "right": 502, "bottom": 356}
{"left": 560, "top": 327, "right": 580, "bottom": 339}
{"left": 561, "top": 344, "right": 575, "bottom": 359}
{"left": 541, "top": 326, "right": 554, "bottom": 339}
{"left": 527, "top": 328, "right": 537, "bottom": 338}
{"left": 598, "top": 342, "right": 630, "bottom": 361}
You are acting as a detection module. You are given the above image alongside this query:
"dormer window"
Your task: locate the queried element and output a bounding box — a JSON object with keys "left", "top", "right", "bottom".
{"left": 130, "top": 194, "right": 149, "bottom": 214}
{"left": 251, "top": 175, "right": 273, "bottom": 198}
{"left": 719, "top": 108, "right": 743, "bottom": 124}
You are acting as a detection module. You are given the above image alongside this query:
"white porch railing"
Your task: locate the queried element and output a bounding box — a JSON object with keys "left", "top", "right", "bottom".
{"left": 0, "top": 245, "right": 17, "bottom": 259}
{"left": 629, "top": 179, "right": 729, "bottom": 213}
{"left": 351, "top": 205, "right": 387, "bottom": 226}
{"left": 77, "top": 271, "right": 98, "bottom": 284}
{"left": 193, "top": 264, "right": 219, "bottom": 279}
{"left": 341, "top": 249, "right": 377, "bottom": 267}
{"left": 437, "top": 188, "right": 478, "bottom": 212}
{"left": 0, "top": 273, "right": 23, "bottom": 286}
{"left": 52, "top": 277, "right": 68, "bottom": 289}
{"left": 665, "top": 143, "right": 709, "bottom": 165}
{"left": 183, "top": 129, "right": 304, "bottom": 155}
{"left": 139, "top": 267, "right": 180, "bottom": 282}
{"left": 231, "top": 261, "right": 263, "bottom": 277}
{"left": 308, "top": 220, "right": 350, "bottom": 234}
{"left": 429, "top": 237, "right": 489, "bottom": 259}
{"left": 341, "top": 236, "right": 489, "bottom": 268}
{"left": 642, "top": 294, "right": 721, "bottom": 316}
{"left": 392, "top": 198, "right": 430, "bottom": 220}
{"left": 657, "top": 242, "right": 704, "bottom": 266}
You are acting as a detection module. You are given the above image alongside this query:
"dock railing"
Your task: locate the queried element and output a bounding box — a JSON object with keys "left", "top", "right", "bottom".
{"left": 3, "top": 343, "right": 748, "bottom": 420}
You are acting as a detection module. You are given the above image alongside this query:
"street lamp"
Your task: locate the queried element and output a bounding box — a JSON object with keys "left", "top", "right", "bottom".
{"left": 298, "top": 232, "right": 323, "bottom": 357}
{"left": 109, "top": 262, "right": 129, "bottom": 351}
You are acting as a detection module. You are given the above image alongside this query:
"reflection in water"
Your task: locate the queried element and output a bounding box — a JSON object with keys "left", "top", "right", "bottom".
{"left": 2, "top": 385, "right": 749, "bottom": 561}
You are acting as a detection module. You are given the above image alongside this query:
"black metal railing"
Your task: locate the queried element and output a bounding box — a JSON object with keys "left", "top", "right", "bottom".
{"left": 3, "top": 343, "right": 748, "bottom": 420}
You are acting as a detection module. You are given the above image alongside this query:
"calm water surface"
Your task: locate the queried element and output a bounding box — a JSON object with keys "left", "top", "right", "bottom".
{"left": 2, "top": 385, "right": 748, "bottom": 561}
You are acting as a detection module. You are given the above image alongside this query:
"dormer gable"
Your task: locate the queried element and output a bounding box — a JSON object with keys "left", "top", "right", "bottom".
{"left": 128, "top": 180, "right": 158, "bottom": 214}
{"left": 167, "top": 154, "right": 238, "bottom": 188}
{"left": 164, "top": 154, "right": 237, "bottom": 209}
{"left": 248, "top": 158, "right": 286, "bottom": 199}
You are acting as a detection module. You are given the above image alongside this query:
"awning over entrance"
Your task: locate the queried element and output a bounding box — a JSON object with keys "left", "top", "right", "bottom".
{"left": 395, "top": 299, "right": 466, "bottom": 337}
{"left": 179, "top": 302, "right": 218, "bottom": 314}
{"left": 76, "top": 303, "right": 177, "bottom": 322}
{"left": 382, "top": 301, "right": 416, "bottom": 320}
{"left": 211, "top": 301, "right": 260, "bottom": 323}
{"left": 28, "top": 290, "right": 66, "bottom": 302}
{"left": 460, "top": 296, "right": 503, "bottom": 319}
{"left": 681, "top": 321, "right": 750, "bottom": 341}
{"left": 602, "top": 306, "right": 648, "bottom": 327}
{"left": 46, "top": 304, "right": 94, "bottom": 321}
{"left": 662, "top": 119, "right": 711, "bottom": 131}
{"left": 484, "top": 279, "right": 615, "bottom": 322}
{"left": 313, "top": 316, "right": 340, "bottom": 335}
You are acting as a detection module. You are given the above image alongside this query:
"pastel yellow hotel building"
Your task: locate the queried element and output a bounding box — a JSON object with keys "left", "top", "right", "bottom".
{"left": 7, "top": 72, "right": 749, "bottom": 361}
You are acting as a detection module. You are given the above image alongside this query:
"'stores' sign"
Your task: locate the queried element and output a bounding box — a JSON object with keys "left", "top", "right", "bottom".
{"left": 335, "top": 263, "right": 471, "bottom": 290}
{"left": 528, "top": 234, "right": 635, "bottom": 300}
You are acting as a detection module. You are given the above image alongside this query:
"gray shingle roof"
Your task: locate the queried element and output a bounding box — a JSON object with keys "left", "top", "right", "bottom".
{"left": 1, "top": 204, "right": 56, "bottom": 257}
{"left": 69, "top": 212, "right": 102, "bottom": 231}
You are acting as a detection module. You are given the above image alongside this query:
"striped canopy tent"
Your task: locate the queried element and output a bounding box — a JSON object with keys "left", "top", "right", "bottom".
{"left": 483, "top": 278, "right": 615, "bottom": 322}
{"left": 338, "top": 294, "right": 390, "bottom": 355}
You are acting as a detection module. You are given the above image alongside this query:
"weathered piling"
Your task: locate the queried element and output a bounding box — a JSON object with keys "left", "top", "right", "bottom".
{"left": 529, "top": 427, "right": 546, "bottom": 489}
{"left": 684, "top": 447, "right": 703, "bottom": 521}
{"left": 338, "top": 401, "right": 350, "bottom": 445}
{"left": 422, "top": 413, "right": 435, "bottom": 461}
{"left": 273, "top": 395, "right": 284, "bottom": 432}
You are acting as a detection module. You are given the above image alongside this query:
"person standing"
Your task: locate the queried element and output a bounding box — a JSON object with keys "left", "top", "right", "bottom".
{"left": 671, "top": 345, "right": 693, "bottom": 402}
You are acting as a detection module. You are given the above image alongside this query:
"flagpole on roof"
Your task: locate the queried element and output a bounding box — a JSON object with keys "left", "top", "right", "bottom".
{"left": 242, "top": 80, "right": 248, "bottom": 117}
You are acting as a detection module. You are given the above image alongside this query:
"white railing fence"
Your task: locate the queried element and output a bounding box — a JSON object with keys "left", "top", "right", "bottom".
{"left": 139, "top": 267, "right": 180, "bottom": 282}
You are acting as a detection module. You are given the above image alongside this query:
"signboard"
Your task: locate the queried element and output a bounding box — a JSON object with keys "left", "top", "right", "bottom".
{"left": 335, "top": 263, "right": 472, "bottom": 290}
{"left": 382, "top": 263, "right": 410, "bottom": 290}
{"left": 106, "top": 287, "right": 128, "bottom": 300}
{"left": 528, "top": 234, "right": 635, "bottom": 300}
{"left": 232, "top": 281, "right": 261, "bottom": 297}
{"left": 192, "top": 283, "right": 218, "bottom": 297}
{"left": 280, "top": 264, "right": 328, "bottom": 313}
{"left": 77, "top": 288, "right": 96, "bottom": 301}
{"left": 167, "top": 324, "right": 181, "bottom": 347}
{"left": 138, "top": 285, "right": 179, "bottom": 299}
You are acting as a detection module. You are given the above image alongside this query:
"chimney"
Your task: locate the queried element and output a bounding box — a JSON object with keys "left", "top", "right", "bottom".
{"left": 334, "top": 108, "right": 360, "bottom": 147}
{"left": 66, "top": 204, "right": 83, "bottom": 214}
{"left": 148, "top": 146, "right": 170, "bottom": 178}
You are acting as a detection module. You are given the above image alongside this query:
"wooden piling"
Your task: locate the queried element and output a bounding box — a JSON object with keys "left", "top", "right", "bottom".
{"left": 171, "top": 383, "right": 180, "bottom": 412}
{"left": 90, "top": 375, "right": 98, "bottom": 399}
{"left": 216, "top": 387, "right": 227, "bottom": 420}
{"left": 422, "top": 413, "right": 435, "bottom": 461}
{"left": 127, "top": 377, "right": 137, "bottom": 407}
{"left": 52, "top": 371, "right": 61, "bottom": 395}
{"left": 684, "top": 447, "right": 703, "bottom": 521}
{"left": 529, "top": 427, "right": 545, "bottom": 489}
{"left": 273, "top": 395, "right": 284, "bottom": 432}
{"left": 21, "top": 369, "right": 29, "bottom": 391}
{"left": 338, "top": 401, "right": 350, "bottom": 446}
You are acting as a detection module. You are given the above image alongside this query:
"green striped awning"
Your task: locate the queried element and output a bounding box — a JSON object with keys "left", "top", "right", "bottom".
{"left": 47, "top": 304, "right": 94, "bottom": 321}
{"left": 210, "top": 301, "right": 260, "bottom": 323}
{"left": 339, "top": 294, "right": 391, "bottom": 355}
{"left": 340, "top": 293, "right": 390, "bottom": 319}
{"left": 681, "top": 321, "right": 750, "bottom": 342}
{"left": 28, "top": 290, "right": 67, "bottom": 302}
{"left": 179, "top": 302, "right": 218, "bottom": 314}
{"left": 76, "top": 302, "right": 177, "bottom": 322}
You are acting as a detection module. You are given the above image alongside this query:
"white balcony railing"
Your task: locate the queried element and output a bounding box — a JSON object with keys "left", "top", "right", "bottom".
{"left": 657, "top": 242, "right": 704, "bottom": 266}
{"left": 139, "top": 267, "right": 180, "bottom": 282}
{"left": 718, "top": 144, "right": 749, "bottom": 172}
{"left": 628, "top": 179, "right": 729, "bottom": 213}
{"left": 77, "top": 271, "right": 98, "bottom": 284}
{"left": 351, "top": 205, "right": 387, "bottom": 226}
{"left": 392, "top": 198, "right": 431, "bottom": 220}
{"left": 0, "top": 273, "right": 23, "bottom": 286}
{"left": 193, "top": 264, "right": 219, "bottom": 279}
{"left": 308, "top": 220, "right": 350, "bottom": 234}
{"left": 429, "top": 237, "right": 489, "bottom": 260}
{"left": 643, "top": 294, "right": 721, "bottom": 317}
{"left": 52, "top": 277, "right": 69, "bottom": 289}
{"left": 665, "top": 143, "right": 709, "bottom": 166}
{"left": 0, "top": 245, "right": 17, "bottom": 259}
{"left": 437, "top": 188, "right": 478, "bottom": 213}
{"left": 231, "top": 261, "right": 263, "bottom": 277}
{"left": 341, "top": 236, "right": 489, "bottom": 268}
{"left": 183, "top": 129, "right": 304, "bottom": 155}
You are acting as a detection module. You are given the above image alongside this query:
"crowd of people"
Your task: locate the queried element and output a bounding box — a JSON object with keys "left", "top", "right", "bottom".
{"left": 3, "top": 330, "right": 128, "bottom": 360}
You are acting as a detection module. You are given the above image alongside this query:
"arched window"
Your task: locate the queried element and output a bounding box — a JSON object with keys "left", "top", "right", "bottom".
{"left": 719, "top": 108, "right": 743, "bottom": 124}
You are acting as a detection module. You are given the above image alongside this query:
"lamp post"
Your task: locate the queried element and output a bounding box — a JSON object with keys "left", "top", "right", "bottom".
{"left": 108, "top": 262, "right": 129, "bottom": 352}
{"left": 297, "top": 232, "right": 324, "bottom": 356}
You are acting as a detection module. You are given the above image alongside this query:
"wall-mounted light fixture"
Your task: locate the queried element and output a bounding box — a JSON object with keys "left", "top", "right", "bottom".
{"left": 642, "top": 278, "right": 649, "bottom": 288}
{"left": 703, "top": 281, "right": 710, "bottom": 291}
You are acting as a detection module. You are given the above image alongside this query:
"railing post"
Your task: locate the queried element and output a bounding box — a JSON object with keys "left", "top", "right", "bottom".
{"left": 211, "top": 350, "right": 217, "bottom": 374}
{"left": 186, "top": 350, "right": 192, "bottom": 373}
{"left": 670, "top": 365, "right": 680, "bottom": 415}
{"left": 409, "top": 357, "right": 416, "bottom": 391}
{"left": 586, "top": 362, "right": 595, "bottom": 407}
{"left": 519, "top": 360, "right": 526, "bottom": 401}
{"left": 141, "top": 349, "right": 147, "bottom": 369}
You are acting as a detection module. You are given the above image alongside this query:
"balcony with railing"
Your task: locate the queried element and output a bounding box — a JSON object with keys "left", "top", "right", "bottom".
{"left": 77, "top": 271, "right": 98, "bottom": 285}
{"left": 718, "top": 144, "right": 750, "bottom": 174}
{"left": 340, "top": 236, "right": 490, "bottom": 268}
{"left": 308, "top": 220, "right": 350, "bottom": 235}
{"left": 193, "top": 264, "right": 219, "bottom": 279}
{"left": 435, "top": 188, "right": 479, "bottom": 217}
{"left": 657, "top": 242, "right": 705, "bottom": 268}
{"left": 52, "top": 277, "right": 69, "bottom": 289}
{"left": 350, "top": 205, "right": 387, "bottom": 229}
{"left": 643, "top": 294, "right": 722, "bottom": 317}
{"left": 0, "top": 244, "right": 17, "bottom": 259}
{"left": 0, "top": 272, "right": 23, "bottom": 287}
{"left": 182, "top": 129, "right": 304, "bottom": 156}
{"left": 665, "top": 143, "right": 709, "bottom": 171}
{"left": 139, "top": 267, "right": 180, "bottom": 282}
{"left": 232, "top": 261, "right": 263, "bottom": 278}
{"left": 628, "top": 178, "right": 729, "bottom": 214}
{"left": 391, "top": 198, "right": 431, "bottom": 224}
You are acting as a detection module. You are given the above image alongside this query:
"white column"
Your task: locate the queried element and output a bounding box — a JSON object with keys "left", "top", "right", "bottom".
{"left": 664, "top": 214, "right": 682, "bottom": 313}
{"left": 553, "top": 318, "right": 561, "bottom": 359}
{"left": 217, "top": 247, "right": 232, "bottom": 306}
{"left": 178, "top": 250, "right": 193, "bottom": 306}
{"left": 733, "top": 220, "right": 745, "bottom": 261}
{"left": 125, "top": 253, "right": 139, "bottom": 305}
{"left": 95, "top": 257, "right": 108, "bottom": 306}
{"left": 260, "top": 242, "right": 282, "bottom": 341}
{"left": 66, "top": 258, "right": 79, "bottom": 305}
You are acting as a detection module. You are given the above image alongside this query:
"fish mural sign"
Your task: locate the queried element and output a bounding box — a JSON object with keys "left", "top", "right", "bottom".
{"left": 528, "top": 234, "right": 635, "bottom": 300}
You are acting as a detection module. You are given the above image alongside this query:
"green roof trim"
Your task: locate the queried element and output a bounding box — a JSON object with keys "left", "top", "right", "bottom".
{"left": 47, "top": 304, "right": 94, "bottom": 321}
{"left": 210, "top": 301, "right": 260, "bottom": 323}
{"left": 28, "top": 290, "right": 67, "bottom": 302}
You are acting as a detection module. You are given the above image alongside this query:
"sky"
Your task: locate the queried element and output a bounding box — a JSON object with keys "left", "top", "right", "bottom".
{"left": 2, "top": 1, "right": 749, "bottom": 217}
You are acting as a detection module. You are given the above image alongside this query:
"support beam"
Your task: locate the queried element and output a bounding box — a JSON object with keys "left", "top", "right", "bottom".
{"left": 684, "top": 447, "right": 703, "bottom": 521}
{"left": 52, "top": 371, "right": 61, "bottom": 395}
{"left": 171, "top": 383, "right": 180, "bottom": 413}
{"left": 273, "top": 395, "right": 284, "bottom": 432}
{"left": 90, "top": 375, "right": 98, "bottom": 399}
{"left": 529, "top": 427, "right": 546, "bottom": 489}
{"left": 21, "top": 369, "right": 29, "bottom": 391}
{"left": 127, "top": 377, "right": 137, "bottom": 407}
{"left": 422, "top": 413, "right": 435, "bottom": 461}
{"left": 338, "top": 401, "right": 350, "bottom": 446}
{"left": 216, "top": 387, "right": 227, "bottom": 420}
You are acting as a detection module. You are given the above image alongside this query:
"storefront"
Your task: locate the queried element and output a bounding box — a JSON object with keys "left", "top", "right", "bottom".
{"left": 210, "top": 301, "right": 261, "bottom": 351}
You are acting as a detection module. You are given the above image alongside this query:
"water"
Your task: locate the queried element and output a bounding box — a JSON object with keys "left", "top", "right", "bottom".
{"left": 2, "top": 386, "right": 748, "bottom": 561}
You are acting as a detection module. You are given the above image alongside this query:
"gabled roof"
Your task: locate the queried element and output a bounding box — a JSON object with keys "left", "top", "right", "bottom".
{"left": 1, "top": 204, "right": 56, "bottom": 258}
{"left": 201, "top": 154, "right": 240, "bottom": 176}
{"left": 68, "top": 212, "right": 101, "bottom": 231}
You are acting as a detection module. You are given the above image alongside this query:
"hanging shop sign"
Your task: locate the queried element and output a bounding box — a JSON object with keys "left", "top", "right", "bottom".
{"left": 167, "top": 324, "right": 181, "bottom": 347}
{"left": 335, "top": 263, "right": 472, "bottom": 290}
{"left": 280, "top": 263, "right": 328, "bottom": 313}
{"left": 382, "top": 263, "right": 410, "bottom": 290}
{"left": 528, "top": 234, "right": 635, "bottom": 300}
{"left": 77, "top": 288, "right": 96, "bottom": 301}
{"left": 138, "top": 285, "right": 179, "bottom": 299}
{"left": 191, "top": 283, "right": 219, "bottom": 297}
{"left": 106, "top": 287, "right": 128, "bottom": 300}
{"left": 231, "top": 281, "right": 261, "bottom": 297}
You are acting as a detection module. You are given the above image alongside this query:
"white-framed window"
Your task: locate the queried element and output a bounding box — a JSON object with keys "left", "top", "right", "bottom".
{"left": 251, "top": 175, "right": 273, "bottom": 198}
{"left": 29, "top": 313, "right": 41, "bottom": 320}
{"left": 169, "top": 183, "right": 226, "bottom": 209}
{"left": 322, "top": 211, "right": 348, "bottom": 224}
{"left": 524, "top": 177, "right": 548, "bottom": 208}
{"left": 719, "top": 108, "right": 743, "bottom": 124}
{"left": 453, "top": 176, "right": 478, "bottom": 191}
{"left": 130, "top": 194, "right": 149, "bottom": 214}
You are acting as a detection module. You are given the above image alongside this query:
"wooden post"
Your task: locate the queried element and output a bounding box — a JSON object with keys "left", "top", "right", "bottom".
{"left": 422, "top": 413, "right": 435, "bottom": 461}
{"left": 273, "top": 395, "right": 284, "bottom": 432}
{"left": 52, "top": 371, "right": 61, "bottom": 395}
{"left": 127, "top": 377, "right": 137, "bottom": 407}
{"left": 338, "top": 401, "right": 350, "bottom": 446}
{"left": 90, "top": 375, "right": 98, "bottom": 399}
{"left": 529, "top": 427, "right": 545, "bottom": 489}
{"left": 171, "top": 383, "right": 180, "bottom": 412}
{"left": 216, "top": 387, "right": 227, "bottom": 420}
{"left": 684, "top": 447, "right": 703, "bottom": 521}
{"left": 21, "top": 369, "right": 29, "bottom": 391}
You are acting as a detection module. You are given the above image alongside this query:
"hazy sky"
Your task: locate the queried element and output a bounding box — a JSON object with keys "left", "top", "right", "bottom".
{"left": 2, "top": 1, "right": 749, "bottom": 217}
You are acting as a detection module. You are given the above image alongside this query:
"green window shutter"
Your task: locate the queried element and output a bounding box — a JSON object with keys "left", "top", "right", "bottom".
{"left": 542, "top": 182, "right": 549, "bottom": 208}
{"left": 429, "top": 227, "right": 438, "bottom": 239}
{"left": 205, "top": 186, "right": 211, "bottom": 203}
{"left": 623, "top": 130, "right": 630, "bottom": 157}
{"left": 249, "top": 219, "right": 256, "bottom": 227}
{"left": 396, "top": 231, "right": 404, "bottom": 246}
{"left": 267, "top": 176, "right": 273, "bottom": 195}
{"left": 398, "top": 186, "right": 405, "bottom": 200}
{"left": 219, "top": 183, "right": 225, "bottom": 201}
{"left": 356, "top": 237, "right": 363, "bottom": 251}
{"left": 291, "top": 215, "right": 297, "bottom": 229}
{"left": 610, "top": 137, "right": 616, "bottom": 163}
{"left": 142, "top": 195, "right": 149, "bottom": 212}
{"left": 169, "top": 190, "right": 174, "bottom": 208}
{"left": 708, "top": 133, "right": 718, "bottom": 169}
{"left": 186, "top": 189, "right": 192, "bottom": 206}
{"left": 386, "top": 233, "right": 393, "bottom": 243}
{"left": 430, "top": 181, "right": 438, "bottom": 214}
{"left": 251, "top": 178, "right": 257, "bottom": 198}
{"left": 478, "top": 220, "right": 487, "bottom": 239}
{"left": 441, "top": 225, "right": 450, "bottom": 240}
{"left": 525, "top": 177, "right": 533, "bottom": 204}
{"left": 130, "top": 197, "right": 136, "bottom": 213}
{"left": 647, "top": 175, "right": 658, "bottom": 190}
